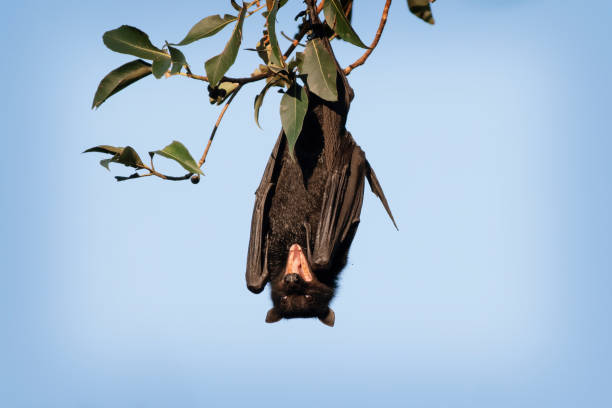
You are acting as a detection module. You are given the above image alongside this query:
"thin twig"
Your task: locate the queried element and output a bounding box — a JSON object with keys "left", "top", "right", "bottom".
{"left": 115, "top": 165, "right": 193, "bottom": 182}
{"left": 281, "top": 31, "right": 305, "bottom": 47}
{"left": 345, "top": 1, "right": 353, "bottom": 17}
{"left": 116, "top": 172, "right": 149, "bottom": 182}
{"left": 283, "top": 24, "right": 309, "bottom": 58}
{"left": 152, "top": 173, "right": 192, "bottom": 181}
{"left": 344, "top": 0, "right": 392, "bottom": 76}
{"left": 307, "top": 0, "right": 320, "bottom": 21}
{"left": 316, "top": 0, "right": 325, "bottom": 14}
{"left": 280, "top": 0, "right": 322, "bottom": 60}
{"left": 141, "top": 164, "right": 192, "bottom": 181}
{"left": 198, "top": 84, "right": 244, "bottom": 168}
{"left": 173, "top": 71, "right": 271, "bottom": 85}
{"left": 248, "top": 3, "right": 266, "bottom": 16}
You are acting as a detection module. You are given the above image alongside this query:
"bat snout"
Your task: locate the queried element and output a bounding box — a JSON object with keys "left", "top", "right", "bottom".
{"left": 284, "top": 273, "right": 302, "bottom": 285}
{"left": 283, "top": 243, "right": 314, "bottom": 282}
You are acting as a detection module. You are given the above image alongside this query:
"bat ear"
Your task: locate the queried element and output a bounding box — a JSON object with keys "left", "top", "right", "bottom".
{"left": 265, "top": 308, "right": 282, "bottom": 323}
{"left": 318, "top": 308, "right": 335, "bottom": 327}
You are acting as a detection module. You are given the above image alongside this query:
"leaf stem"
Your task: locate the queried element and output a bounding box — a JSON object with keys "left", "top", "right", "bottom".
{"left": 148, "top": 152, "right": 156, "bottom": 172}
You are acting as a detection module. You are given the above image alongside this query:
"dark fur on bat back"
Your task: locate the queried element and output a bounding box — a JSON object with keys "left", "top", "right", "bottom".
{"left": 245, "top": 5, "right": 396, "bottom": 323}
{"left": 266, "top": 77, "right": 354, "bottom": 291}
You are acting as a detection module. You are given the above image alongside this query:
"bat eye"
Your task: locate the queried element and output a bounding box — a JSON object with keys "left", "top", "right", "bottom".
{"left": 280, "top": 296, "right": 288, "bottom": 304}
{"left": 304, "top": 294, "right": 313, "bottom": 302}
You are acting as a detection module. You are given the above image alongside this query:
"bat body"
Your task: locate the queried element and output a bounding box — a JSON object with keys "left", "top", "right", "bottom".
{"left": 246, "top": 26, "right": 395, "bottom": 326}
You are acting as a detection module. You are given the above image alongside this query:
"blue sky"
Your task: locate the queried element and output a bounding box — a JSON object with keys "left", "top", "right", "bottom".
{"left": 1, "top": 1, "right": 611, "bottom": 407}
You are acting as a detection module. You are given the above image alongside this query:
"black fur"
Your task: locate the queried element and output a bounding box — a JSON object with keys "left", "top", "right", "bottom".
{"left": 245, "top": 5, "right": 396, "bottom": 324}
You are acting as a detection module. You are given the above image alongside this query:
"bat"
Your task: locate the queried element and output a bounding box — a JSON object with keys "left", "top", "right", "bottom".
{"left": 245, "top": 19, "right": 396, "bottom": 327}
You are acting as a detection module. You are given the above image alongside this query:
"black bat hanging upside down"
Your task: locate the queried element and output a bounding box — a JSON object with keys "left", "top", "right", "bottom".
{"left": 245, "top": 27, "right": 396, "bottom": 327}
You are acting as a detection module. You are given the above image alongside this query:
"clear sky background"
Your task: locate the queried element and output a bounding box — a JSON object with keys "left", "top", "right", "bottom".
{"left": 1, "top": 1, "right": 611, "bottom": 407}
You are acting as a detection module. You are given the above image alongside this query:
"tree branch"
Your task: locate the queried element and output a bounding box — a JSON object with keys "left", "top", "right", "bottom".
{"left": 115, "top": 164, "right": 193, "bottom": 182}
{"left": 198, "top": 84, "right": 244, "bottom": 168}
{"left": 306, "top": 0, "right": 319, "bottom": 22}
{"left": 344, "top": 0, "right": 392, "bottom": 76}
{"left": 173, "top": 71, "right": 271, "bottom": 85}
{"left": 283, "top": 20, "right": 310, "bottom": 58}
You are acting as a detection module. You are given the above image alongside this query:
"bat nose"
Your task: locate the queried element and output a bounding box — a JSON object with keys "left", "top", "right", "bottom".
{"left": 284, "top": 273, "right": 301, "bottom": 284}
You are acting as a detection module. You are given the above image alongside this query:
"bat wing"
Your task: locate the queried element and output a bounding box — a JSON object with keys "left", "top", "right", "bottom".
{"left": 365, "top": 159, "right": 398, "bottom": 230}
{"left": 245, "top": 132, "right": 285, "bottom": 294}
{"left": 312, "top": 137, "right": 396, "bottom": 270}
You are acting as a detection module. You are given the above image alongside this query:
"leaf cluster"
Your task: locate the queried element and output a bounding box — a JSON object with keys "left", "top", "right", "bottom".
{"left": 88, "top": 0, "right": 438, "bottom": 182}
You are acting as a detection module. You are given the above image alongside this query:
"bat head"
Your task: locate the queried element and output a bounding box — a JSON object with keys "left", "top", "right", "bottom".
{"left": 266, "top": 244, "right": 335, "bottom": 326}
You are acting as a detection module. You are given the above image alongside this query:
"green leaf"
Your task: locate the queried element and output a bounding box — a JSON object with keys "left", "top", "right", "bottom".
{"left": 288, "top": 52, "right": 304, "bottom": 73}
{"left": 323, "top": 0, "right": 368, "bottom": 48}
{"left": 114, "top": 146, "right": 144, "bottom": 168}
{"left": 152, "top": 56, "right": 171, "bottom": 78}
{"left": 103, "top": 25, "right": 170, "bottom": 61}
{"left": 153, "top": 141, "right": 203, "bottom": 175}
{"left": 205, "top": 5, "right": 247, "bottom": 87}
{"left": 407, "top": 0, "right": 435, "bottom": 24}
{"left": 254, "top": 36, "right": 269, "bottom": 64}
{"left": 254, "top": 79, "right": 281, "bottom": 129}
{"left": 91, "top": 60, "right": 152, "bottom": 109}
{"left": 266, "top": 0, "right": 285, "bottom": 69}
{"left": 280, "top": 82, "right": 308, "bottom": 157}
{"left": 85, "top": 145, "right": 144, "bottom": 170}
{"left": 100, "top": 158, "right": 113, "bottom": 170}
{"left": 300, "top": 38, "right": 337, "bottom": 102}
{"left": 175, "top": 14, "right": 238, "bottom": 46}
{"left": 83, "top": 145, "right": 124, "bottom": 155}
{"left": 168, "top": 45, "right": 188, "bottom": 74}
{"left": 264, "top": 0, "right": 289, "bottom": 15}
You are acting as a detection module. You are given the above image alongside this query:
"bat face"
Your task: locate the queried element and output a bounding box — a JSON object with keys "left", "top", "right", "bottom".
{"left": 266, "top": 244, "right": 336, "bottom": 326}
